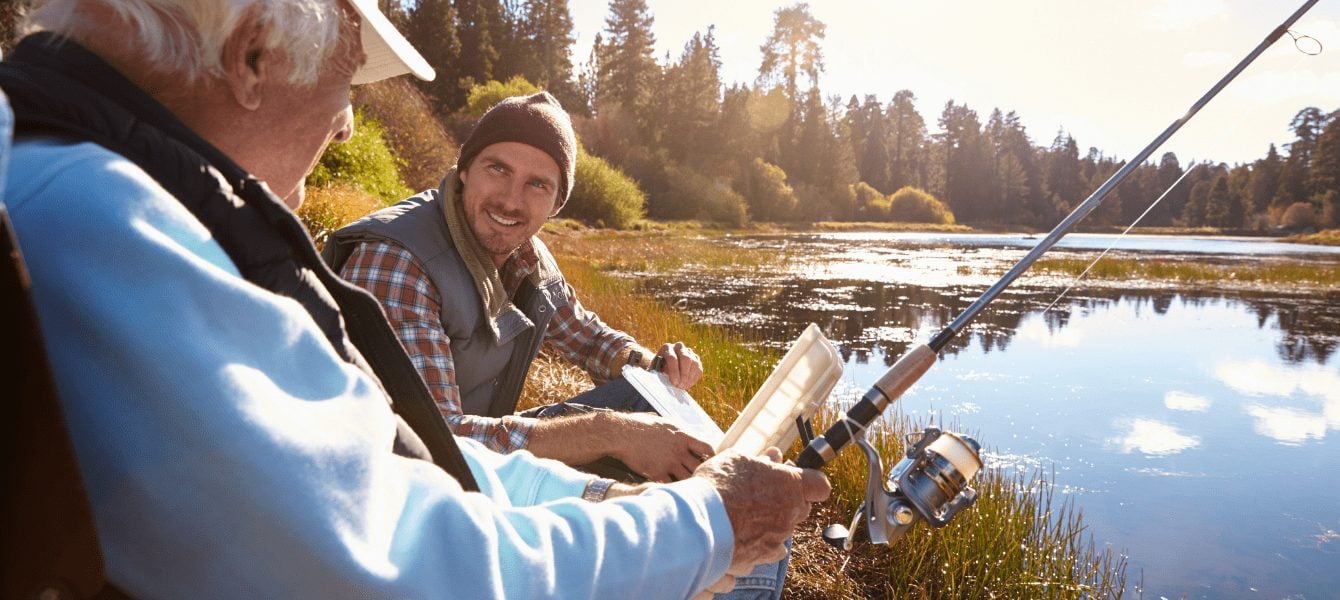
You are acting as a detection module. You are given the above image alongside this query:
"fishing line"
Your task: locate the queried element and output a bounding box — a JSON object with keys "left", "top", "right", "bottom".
{"left": 1039, "top": 25, "right": 1325, "bottom": 315}
{"left": 795, "top": 0, "right": 1322, "bottom": 473}
{"left": 1040, "top": 163, "right": 1198, "bottom": 314}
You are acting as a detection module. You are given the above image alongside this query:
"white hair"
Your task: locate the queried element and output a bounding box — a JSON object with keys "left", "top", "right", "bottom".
{"left": 24, "top": 0, "right": 348, "bottom": 85}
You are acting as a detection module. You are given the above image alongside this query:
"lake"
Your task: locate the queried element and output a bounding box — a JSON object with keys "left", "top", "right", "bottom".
{"left": 628, "top": 232, "right": 1340, "bottom": 599}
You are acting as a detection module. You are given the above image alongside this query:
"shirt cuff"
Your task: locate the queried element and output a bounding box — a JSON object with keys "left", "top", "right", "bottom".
{"left": 644, "top": 477, "right": 735, "bottom": 588}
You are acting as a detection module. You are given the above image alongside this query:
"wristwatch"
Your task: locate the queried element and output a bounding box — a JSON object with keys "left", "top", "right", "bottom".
{"left": 626, "top": 349, "right": 644, "bottom": 368}
{"left": 582, "top": 477, "right": 616, "bottom": 502}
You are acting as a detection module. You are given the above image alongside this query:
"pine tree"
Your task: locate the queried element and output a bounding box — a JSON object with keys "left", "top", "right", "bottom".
{"left": 1307, "top": 111, "right": 1340, "bottom": 202}
{"left": 850, "top": 96, "right": 891, "bottom": 192}
{"left": 1043, "top": 131, "right": 1083, "bottom": 224}
{"left": 515, "top": 0, "right": 579, "bottom": 110}
{"left": 886, "top": 90, "right": 927, "bottom": 192}
{"left": 657, "top": 28, "right": 724, "bottom": 173}
{"left": 455, "top": 0, "right": 502, "bottom": 94}
{"left": 1153, "top": 152, "right": 1188, "bottom": 226}
{"left": 596, "top": 0, "right": 658, "bottom": 114}
{"left": 757, "top": 3, "right": 826, "bottom": 104}
{"left": 1203, "top": 172, "right": 1235, "bottom": 228}
{"left": 936, "top": 101, "right": 990, "bottom": 221}
{"left": 1275, "top": 107, "right": 1331, "bottom": 206}
{"left": 1247, "top": 144, "right": 1282, "bottom": 220}
{"left": 405, "top": 0, "right": 462, "bottom": 113}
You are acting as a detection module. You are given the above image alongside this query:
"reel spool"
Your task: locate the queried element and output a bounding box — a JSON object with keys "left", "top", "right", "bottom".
{"left": 823, "top": 427, "right": 982, "bottom": 550}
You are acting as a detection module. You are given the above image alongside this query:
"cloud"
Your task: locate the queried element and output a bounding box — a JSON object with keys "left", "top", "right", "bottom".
{"left": 1245, "top": 404, "right": 1327, "bottom": 445}
{"left": 1143, "top": 0, "right": 1228, "bottom": 31}
{"left": 1215, "top": 360, "right": 1298, "bottom": 397}
{"left": 1110, "top": 418, "right": 1200, "bottom": 456}
{"left": 1215, "top": 360, "right": 1340, "bottom": 443}
{"left": 1016, "top": 317, "right": 1086, "bottom": 348}
{"left": 1164, "top": 391, "right": 1211, "bottom": 412}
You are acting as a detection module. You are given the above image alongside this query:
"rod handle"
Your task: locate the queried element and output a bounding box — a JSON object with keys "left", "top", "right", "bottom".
{"left": 795, "top": 344, "right": 937, "bottom": 469}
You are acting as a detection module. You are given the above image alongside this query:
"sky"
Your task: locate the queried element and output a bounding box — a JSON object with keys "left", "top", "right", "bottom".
{"left": 567, "top": 0, "right": 1340, "bottom": 166}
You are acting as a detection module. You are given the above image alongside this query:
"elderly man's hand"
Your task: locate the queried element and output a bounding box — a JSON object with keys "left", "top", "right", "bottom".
{"left": 656, "top": 342, "right": 703, "bottom": 389}
{"left": 609, "top": 412, "right": 715, "bottom": 482}
{"left": 693, "top": 448, "right": 830, "bottom": 576}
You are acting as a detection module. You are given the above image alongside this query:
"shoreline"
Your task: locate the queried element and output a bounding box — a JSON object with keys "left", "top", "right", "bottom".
{"left": 547, "top": 218, "right": 1340, "bottom": 246}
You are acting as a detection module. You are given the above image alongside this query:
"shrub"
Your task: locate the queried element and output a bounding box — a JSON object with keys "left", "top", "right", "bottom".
{"left": 666, "top": 164, "right": 748, "bottom": 228}
{"left": 353, "top": 77, "right": 457, "bottom": 192}
{"left": 566, "top": 147, "right": 646, "bottom": 229}
{"left": 1279, "top": 201, "right": 1318, "bottom": 231}
{"left": 790, "top": 181, "right": 854, "bottom": 222}
{"left": 889, "top": 185, "right": 956, "bottom": 224}
{"left": 739, "top": 158, "right": 797, "bottom": 222}
{"left": 307, "top": 111, "right": 412, "bottom": 205}
{"left": 464, "top": 76, "right": 543, "bottom": 117}
{"left": 852, "top": 181, "right": 889, "bottom": 220}
{"left": 640, "top": 160, "right": 748, "bottom": 227}
{"left": 297, "top": 183, "right": 388, "bottom": 251}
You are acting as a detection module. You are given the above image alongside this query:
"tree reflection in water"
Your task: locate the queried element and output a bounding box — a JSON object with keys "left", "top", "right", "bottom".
{"left": 638, "top": 276, "right": 1339, "bottom": 366}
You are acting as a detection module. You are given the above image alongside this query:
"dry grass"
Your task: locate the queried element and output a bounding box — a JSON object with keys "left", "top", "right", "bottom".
{"left": 1286, "top": 228, "right": 1340, "bottom": 246}
{"left": 541, "top": 227, "right": 802, "bottom": 274}
{"left": 297, "top": 183, "right": 388, "bottom": 251}
{"left": 353, "top": 78, "right": 458, "bottom": 193}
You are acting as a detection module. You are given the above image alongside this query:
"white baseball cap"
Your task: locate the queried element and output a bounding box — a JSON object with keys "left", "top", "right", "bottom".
{"left": 347, "top": 0, "right": 435, "bottom": 84}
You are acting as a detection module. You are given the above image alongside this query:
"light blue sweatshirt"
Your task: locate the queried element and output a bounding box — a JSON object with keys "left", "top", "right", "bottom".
{"left": 3, "top": 135, "right": 733, "bottom": 598}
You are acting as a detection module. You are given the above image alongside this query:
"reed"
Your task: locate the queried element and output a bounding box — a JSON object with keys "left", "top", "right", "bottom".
{"left": 1031, "top": 256, "right": 1340, "bottom": 288}
{"left": 529, "top": 232, "right": 1129, "bottom": 598}
{"left": 1286, "top": 228, "right": 1340, "bottom": 247}
{"left": 541, "top": 228, "right": 803, "bottom": 274}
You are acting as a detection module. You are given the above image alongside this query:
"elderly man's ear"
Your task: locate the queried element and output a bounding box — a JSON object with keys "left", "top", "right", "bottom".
{"left": 219, "top": 10, "right": 269, "bottom": 111}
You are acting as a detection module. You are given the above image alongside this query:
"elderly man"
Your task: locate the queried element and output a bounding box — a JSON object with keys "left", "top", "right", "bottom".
{"left": 325, "top": 93, "right": 712, "bottom": 484}
{"left": 0, "top": 0, "right": 828, "bottom": 598}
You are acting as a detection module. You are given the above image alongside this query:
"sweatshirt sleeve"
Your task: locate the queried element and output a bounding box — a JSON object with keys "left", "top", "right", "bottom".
{"left": 6, "top": 141, "right": 734, "bottom": 600}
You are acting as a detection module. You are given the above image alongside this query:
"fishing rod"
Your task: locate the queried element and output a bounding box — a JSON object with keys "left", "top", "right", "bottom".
{"left": 794, "top": 0, "right": 1321, "bottom": 548}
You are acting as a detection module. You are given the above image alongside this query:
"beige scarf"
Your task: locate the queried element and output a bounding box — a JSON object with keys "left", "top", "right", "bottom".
{"left": 438, "top": 168, "right": 509, "bottom": 320}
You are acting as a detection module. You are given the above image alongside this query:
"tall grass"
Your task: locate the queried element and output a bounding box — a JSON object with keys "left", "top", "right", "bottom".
{"left": 1286, "top": 228, "right": 1340, "bottom": 246}
{"left": 530, "top": 232, "right": 1129, "bottom": 598}
{"left": 1032, "top": 256, "right": 1340, "bottom": 288}
{"left": 520, "top": 254, "right": 779, "bottom": 429}
{"left": 297, "top": 183, "right": 389, "bottom": 251}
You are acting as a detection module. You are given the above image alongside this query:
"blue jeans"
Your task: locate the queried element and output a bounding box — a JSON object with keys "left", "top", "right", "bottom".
{"left": 516, "top": 377, "right": 655, "bottom": 418}
{"left": 716, "top": 539, "right": 791, "bottom": 600}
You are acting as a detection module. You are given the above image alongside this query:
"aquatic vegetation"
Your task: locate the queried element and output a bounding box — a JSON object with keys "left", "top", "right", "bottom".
{"left": 1030, "top": 256, "right": 1340, "bottom": 290}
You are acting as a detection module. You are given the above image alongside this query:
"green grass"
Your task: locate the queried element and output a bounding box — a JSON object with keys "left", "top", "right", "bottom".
{"left": 542, "top": 227, "right": 804, "bottom": 274}
{"left": 1286, "top": 228, "right": 1340, "bottom": 246}
{"left": 530, "top": 232, "right": 1129, "bottom": 599}
{"left": 1030, "top": 256, "right": 1340, "bottom": 288}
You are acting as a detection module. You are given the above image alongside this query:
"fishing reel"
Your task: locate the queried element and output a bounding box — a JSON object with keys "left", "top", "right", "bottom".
{"left": 821, "top": 426, "right": 983, "bottom": 550}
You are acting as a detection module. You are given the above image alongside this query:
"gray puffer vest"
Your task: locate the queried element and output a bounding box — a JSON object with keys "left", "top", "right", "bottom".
{"left": 324, "top": 185, "right": 569, "bottom": 418}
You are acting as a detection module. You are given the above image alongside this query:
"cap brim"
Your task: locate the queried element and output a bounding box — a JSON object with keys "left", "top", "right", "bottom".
{"left": 347, "top": 0, "right": 435, "bottom": 84}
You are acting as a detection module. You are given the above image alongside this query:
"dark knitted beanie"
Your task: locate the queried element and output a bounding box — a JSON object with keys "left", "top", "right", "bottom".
{"left": 456, "top": 91, "right": 577, "bottom": 210}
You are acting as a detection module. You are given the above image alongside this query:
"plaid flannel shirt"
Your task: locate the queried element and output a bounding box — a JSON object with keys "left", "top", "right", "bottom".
{"left": 339, "top": 238, "right": 637, "bottom": 453}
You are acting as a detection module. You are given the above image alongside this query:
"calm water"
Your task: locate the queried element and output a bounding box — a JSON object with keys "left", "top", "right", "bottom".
{"left": 633, "top": 233, "right": 1340, "bottom": 599}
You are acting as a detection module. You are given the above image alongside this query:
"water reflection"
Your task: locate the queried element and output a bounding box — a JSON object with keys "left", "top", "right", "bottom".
{"left": 1163, "top": 391, "right": 1211, "bottom": 412}
{"left": 1217, "top": 360, "right": 1340, "bottom": 445}
{"left": 647, "top": 272, "right": 1340, "bottom": 366}
{"left": 1109, "top": 418, "right": 1200, "bottom": 456}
